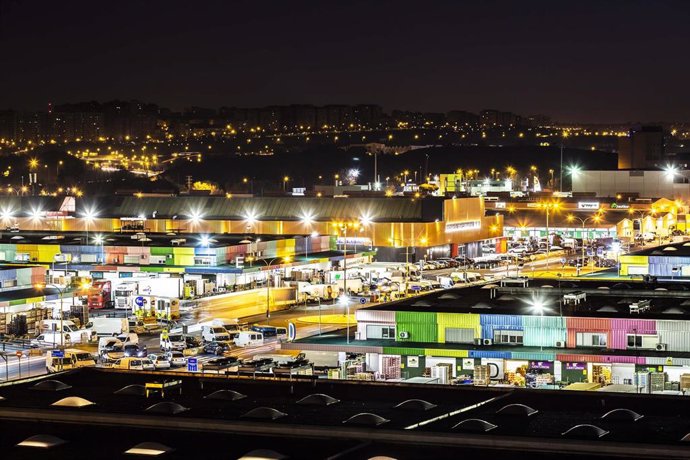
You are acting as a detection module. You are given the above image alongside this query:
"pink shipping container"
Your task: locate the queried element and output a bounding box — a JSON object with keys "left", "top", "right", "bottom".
{"left": 566, "top": 317, "right": 612, "bottom": 348}
{"left": 557, "top": 353, "right": 645, "bottom": 365}
{"left": 609, "top": 319, "right": 656, "bottom": 350}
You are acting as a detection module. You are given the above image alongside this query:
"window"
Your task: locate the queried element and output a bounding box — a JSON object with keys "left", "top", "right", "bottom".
{"left": 366, "top": 325, "right": 396, "bottom": 340}
{"left": 494, "top": 330, "right": 524, "bottom": 345}
{"left": 576, "top": 332, "right": 607, "bottom": 348}
{"left": 194, "top": 256, "right": 214, "bottom": 266}
{"left": 381, "top": 326, "right": 395, "bottom": 339}
{"left": 626, "top": 334, "right": 659, "bottom": 349}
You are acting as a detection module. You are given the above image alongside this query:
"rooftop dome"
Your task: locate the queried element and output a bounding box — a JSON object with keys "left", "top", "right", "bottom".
{"left": 342, "top": 413, "right": 389, "bottom": 427}
{"left": 296, "top": 393, "right": 340, "bottom": 406}
{"left": 241, "top": 407, "right": 287, "bottom": 421}
{"left": 145, "top": 402, "right": 189, "bottom": 415}
{"left": 452, "top": 418, "right": 497, "bottom": 433}
{"left": 51, "top": 396, "right": 96, "bottom": 408}
{"left": 205, "top": 389, "right": 246, "bottom": 401}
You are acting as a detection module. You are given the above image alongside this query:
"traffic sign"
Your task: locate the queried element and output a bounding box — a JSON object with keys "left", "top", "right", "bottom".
{"left": 288, "top": 322, "right": 296, "bottom": 342}
{"left": 15, "top": 351, "right": 22, "bottom": 358}
{"left": 135, "top": 296, "right": 146, "bottom": 307}
{"left": 187, "top": 357, "right": 198, "bottom": 372}
{"left": 359, "top": 297, "right": 367, "bottom": 304}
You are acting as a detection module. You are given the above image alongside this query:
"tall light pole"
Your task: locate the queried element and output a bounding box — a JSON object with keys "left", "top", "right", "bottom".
{"left": 36, "top": 283, "right": 66, "bottom": 351}
{"left": 538, "top": 201, "right": 560, "bottom": 268}
{"left": 560, "top": 131, "right": 568, "bottom": 192}
{"left": 628, "top": 207, "right": 655, "bottom": 243}
{"left": 245, "top": 255, "right": 290, "bottom": 325}
{"left": 567, "top": 213, "right": 602, "bottom": 275}
{"left": 82, "top": 208, "right": 98, "bottom": 245}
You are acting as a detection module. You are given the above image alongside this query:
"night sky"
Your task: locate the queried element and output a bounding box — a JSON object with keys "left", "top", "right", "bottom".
{"left": 2, "top": 0, "right": 690, "bottom": 122}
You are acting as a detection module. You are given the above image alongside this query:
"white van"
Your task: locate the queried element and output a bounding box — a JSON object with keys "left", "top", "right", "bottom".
{"left": 116, "top": 333, "right": 139, "bottom": 346}
{"left": 46, "top": 349, "right": 96, "bottom": 373}
{"left": 202, "top": 326, "right": 230, "bottom": 342}
{"left": 85, "top": 317, "right": 128, "bottom": 336}
{"left": 234, "top": 331, "right": 264, "bottom": 347}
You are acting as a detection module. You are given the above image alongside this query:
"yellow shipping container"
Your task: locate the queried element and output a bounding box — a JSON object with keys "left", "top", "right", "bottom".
{"left": 619, "top": 255, "right": 648, "bottom": 265}
{"left": 436, "top": 313, "right": 481, "bottom": 342}
{"left": 424, "top": 348, "right": 469, "bottom": 358}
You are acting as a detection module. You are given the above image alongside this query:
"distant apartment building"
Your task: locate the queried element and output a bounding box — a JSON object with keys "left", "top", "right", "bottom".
{"left": 480, "top": 109, "right": 521, "bottom": 127}
{"left": 446, "top": 110, "right": 479, "bottom": 126}
{"left": 618, "top": 125, "right": 665, "bottom": 169}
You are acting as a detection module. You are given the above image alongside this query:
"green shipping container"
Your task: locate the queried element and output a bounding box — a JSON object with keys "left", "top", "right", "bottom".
{"left": 396, "top": 322, "right": 437, "bottom": 343}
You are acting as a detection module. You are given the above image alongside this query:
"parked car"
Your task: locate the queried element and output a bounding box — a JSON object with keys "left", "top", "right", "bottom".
{"left": 203, "top": 341, "right": 233, "bottom": 356}
{"left": 111, "top": 357, "right": 155, "bottom": 371}
{"left": 148, "top": 354, "right": 171, "bottom": 369}
{"left": 166, "top": 351, "right": 187, "bottom": 367}
{"left": 123, "top": 344, "right": 147, "bottom": 358}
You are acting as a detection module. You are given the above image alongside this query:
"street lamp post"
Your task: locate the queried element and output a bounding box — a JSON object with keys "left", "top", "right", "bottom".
{"left": 539, "top": 201, "right": 560, "bottom": 268}
{"left": 37, "top": 283, "right": 67, "bottom": 351}
{"left": 245, "top": 256, "right": 291, "bottom": 325}
{"left": 567, "top": 213, "right": 602, "bottom": 276}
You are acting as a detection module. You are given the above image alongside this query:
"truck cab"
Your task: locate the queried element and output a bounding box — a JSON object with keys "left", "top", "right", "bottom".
{"left": 114, "top": 281, "right": 138, "bottom": 310}
{"left": 87, "top": 280, "right": 113, "bottom": 309}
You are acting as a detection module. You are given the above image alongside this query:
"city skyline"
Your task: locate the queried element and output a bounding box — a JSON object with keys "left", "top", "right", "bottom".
{"left": 3, "top": 1, "right": 690, "bottom": 122}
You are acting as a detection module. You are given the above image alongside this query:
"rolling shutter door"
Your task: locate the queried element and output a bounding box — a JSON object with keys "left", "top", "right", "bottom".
{"left": 445, "top": 327, "right": 474, "bottom": 344}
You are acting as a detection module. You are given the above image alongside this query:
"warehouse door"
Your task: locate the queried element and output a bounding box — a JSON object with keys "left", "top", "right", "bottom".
{"left": 445, "top": 327, "right": 474, "bottom": 344}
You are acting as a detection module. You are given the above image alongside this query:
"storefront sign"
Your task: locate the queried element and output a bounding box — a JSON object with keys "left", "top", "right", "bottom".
{"left": 462, "top": 358, "right": 474, "bottom": 370}
{"left": 610, "top": 203, "right": 629, "bottom": 209}
{"left": 336, "top": 237, "right": 372, "bottom": 246}
{"left": 529, "top": 361, "right": 552, "bottom": 370}
{"left": 578, "top": 201, "right": 600, "bottom": 210}
{"left": 494, "top": 202, "right": 506, "bottom": 209}
{"left": 526, "top": 203, "right": 540, "bottom": 208}
{"left": 566, "top": 362, "right": 586, "bottom": 370}
{"left": 445, "top": 221, "right": 481, "bottom": 233}
{"left": 407, "top": 356, "right": 419, "bottom": 368}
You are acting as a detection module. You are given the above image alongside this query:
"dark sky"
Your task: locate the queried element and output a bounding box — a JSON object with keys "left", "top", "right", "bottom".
{"left": 1, "top": 0, "right": 690, "bottom": 122}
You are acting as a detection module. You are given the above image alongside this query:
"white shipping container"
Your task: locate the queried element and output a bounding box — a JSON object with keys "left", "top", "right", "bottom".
{"left": 355, "top": 309, "right": 396, "bottom": 323}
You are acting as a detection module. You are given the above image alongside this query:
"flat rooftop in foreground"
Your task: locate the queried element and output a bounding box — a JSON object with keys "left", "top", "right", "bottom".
{"left": 365, "top": 278, "right": 690, "bottom": 320}
{"left": 0, "top": 369, "right": 689, "bottom": 459}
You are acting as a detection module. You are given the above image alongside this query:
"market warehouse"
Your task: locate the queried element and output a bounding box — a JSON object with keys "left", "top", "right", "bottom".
{"left": 284, "top": 279, "right": 690, "bottom": 391}
{"left": 0, "top": 195, "right": 502, "bottom": 261}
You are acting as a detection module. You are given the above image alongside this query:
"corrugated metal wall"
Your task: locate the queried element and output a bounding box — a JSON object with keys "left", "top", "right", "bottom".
{"left": 656, "top": 320, "right": 690, "bottom": 352}
{"left": 609, "top": 319, "right": 657, "bottom": 350}
{"left": 511, "top": 351, "right": 555, "bottom": 361}
{"left": 356, "top": 309, "right": 396, "bottom": 323}
{"left": 480, "top": 313, "right": 523, "bottom": 339}
{"left": 437, "top": 313, "right": 480, "bottom": 342}
{"left": 566, "top": 317, "right": 612, "bottom": 348}
{"left": 469, "top": 350, "right": 511, "bottom": 359}
{"left": 396, "top": 311, "right": 437, "bottom": 343}
{"left": 522, "top": 326, "right": 567, "bottom": 348}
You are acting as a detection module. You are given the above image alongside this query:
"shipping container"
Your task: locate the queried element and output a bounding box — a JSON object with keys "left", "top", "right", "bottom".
{"left": 522, "top": 326, "right": 567, "bottom": 348}
{"left": 424, "top": 348, "right": 469, "bottom": 358}
{"left": 356, "top": 309, "right": 396, "bottom": 323}
{"left": 396, "top": 322, "right": 437, "bottom": 343}
{"left": 436, "top": 312, "right": 480, "bottom": 342}
{"left": 480, "top": 313, "right": 523, "bottom": 339}
{"left": 469, "top": 350, "right": 511, "bottom": 359}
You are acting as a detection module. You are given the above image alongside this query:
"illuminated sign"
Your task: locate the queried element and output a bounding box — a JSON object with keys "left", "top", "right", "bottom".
{"left": 336, "top": 237, "right": 372, "bottom": 246}
{"left": 526, "top": 203, "right": 540, "bottom": 208}
{"left": 494, "top": 202, "right": 506, "bottom": 209}
{"left": 566, "top": 362, "right": 586, "bottom": 370}
{"left": 610, "top": 203, "right": 629, "bottom": 209}
{"left": 445, "top": 221, "right": 481, "bottom": 233}
{"left": 578, "top": 201, "right": 600, "bottom": 210}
